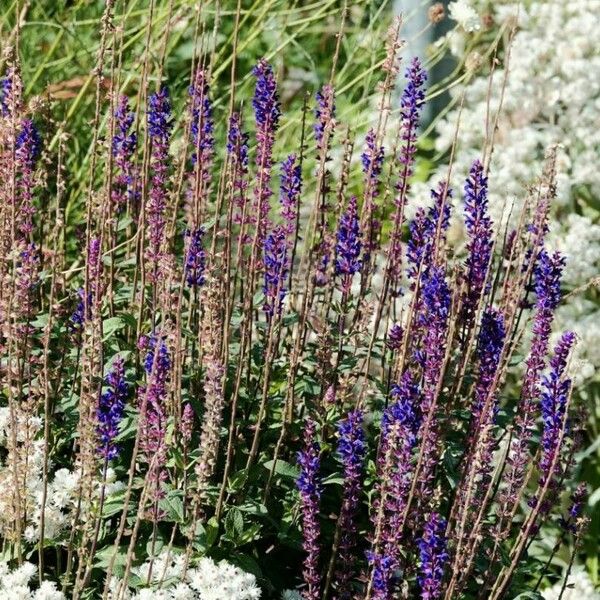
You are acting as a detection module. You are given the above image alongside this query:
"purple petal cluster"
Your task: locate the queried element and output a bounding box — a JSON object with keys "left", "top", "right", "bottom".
{"left": 539, "top": 331, "right": 575, "bottom": 483}
{"left": 472, "top": 308, "right": 505, "bottom": 422}
{"left": 181, "top": 403, "right": 194, "bottom": 446}
{"left": 414, "top": 268, "right": 451, "bottom": 503}
{"left": 388, "top": 58, "right": 427, "bottom": 279}
{"left": 15, "top": 119, "right": 42, "bottom": 237}
{"left": 362, "top": 128, "right": 385, "bottom": 188}
{"left": 263, "top": 225, "right": 288, "bottom": 317}
{"left": 297, "top": 418, "right": 321, "bottom": 600}
{"left": 407, "top": 183, "right": 452, "bottom": 283}
{"left": 366, "top": 551, "right": 396, "bottom": 600}
{"left": 462, "top": 159, "right": 493, "bottom": 325}
{"left": 280, "top": 153, "right": 302, "bottom": 238}
{"left": 0, "top": 67, "right": 21, "bottom": 116}
{"left": 111, "top": 95, "right": 137, "bottom": 212}
{"left": 387, "top": 323, "right": 403, "bottom": 351}
{"left": 184, "top": 226, "right": 206, "bottom": 288}
{"left": 397, "top": 57, "right": 427, "bottom": 187}
{"left": 228, "top": 112, "right": 251, "bottom": 232}
{"left": 97, "top": 357, "right": 128, "bottom": 460}
{"left": 252, "top": 59, "right": 281, "bottom": 244}
{"left": 146, "top": 87, "right": 173, "bottom": 280}
{"left": 314, "top": 84, "right": 335, "bottom": 149}
{"left": 418, "top": 512, "right": 448, "bottom": 600}
{"left": 335, "top": 196, "right": 362, "bottom": 292}
{"left": 334, "top": 410, "right": 366, "bottom": 598}
{"left": 369, "top": 372, "right": 420, "bottom": 597}
{"left": 140, "top": 334, "right": 171, "bottom": 507}
{"left": 189, "top": 69, "right": 214, "bottom": 166}
{"left": 499, "top": 249, "right": 564, "bottom": 521}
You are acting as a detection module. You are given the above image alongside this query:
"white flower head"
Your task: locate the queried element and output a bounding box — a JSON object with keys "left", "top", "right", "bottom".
{"left": 449, "top": 0, "right": 481, "bottom": 32}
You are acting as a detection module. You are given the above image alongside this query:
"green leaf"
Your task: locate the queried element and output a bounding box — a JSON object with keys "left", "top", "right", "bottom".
{"left": 262, "top": 459, "right": 300, "bottom": 480}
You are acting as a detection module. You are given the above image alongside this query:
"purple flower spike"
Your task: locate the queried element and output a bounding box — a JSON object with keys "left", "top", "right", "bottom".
{"left": 499, "top": 248, "right": 565, "bottom": 524}
{"left": 140, "top": 334, "right": 171, "bottom": 512}
{"left": 388, "top": 58, "right": 427, "bottom": 280}
{"left": 407, "top": 183, "right": 452, "bottom": 283}
{"left": 280, "top": 153, "right": 302, "bottom": 239}
{"left": 539, "top": 331, "right": 575, "bottom": 484}
{"left": 334, "top": 410, "right": 366, "bottom": 598}
{"left": 462, "top": 159, "right": 493, "bottom": 325}
{"left": 398, "top": 58, "right": 427, "bottom": 186}
{"left": 314, "top": 84, "right": 336, "bottom": 149}
{"left": 97, "top": 357, "right": 128, "bottom": 460}
{"left": 228, "top": 112, "right": 251, "bottom": 232}
{"left": 112, "top": 95, "right": 137, "bottom": 212}
{"left": 189, "top": 69, "right": 214, "bottom": 167}
{"left": 184, "top": 226, "right": 206, "bottom": 288}
{"left": 472, "top": 308, "right": 505, "bottom": 423}
{"left": 297, "top": 418, "right": 321, "bottom": 600}
{"left": 418, "top": 512, "right": 448, "bottom": 600}
{"left": 252, "top": 59, "right": 281, "bottom": 245}
{"left": 362, "top": 128, "right": 385, "bottom": 187}
{"left": 15, "top": 119, "right": 42, "bottom": 237}
{"left": 366, "top": 551, "right": 396, "bottom": 600}
{"left": 387, "top": 323, "right": 404, "bottom": 350}
{"left": 368, "top": 372, "right": 420, "bottom": 597}
{"left": 0, "top": 67, "right": 22, "bottom": 116}
{"left": 263, "top": 225, "right": 288, "bottom": 317}
{"left": 146, "top": 87, "right": 173, "bottom": 281}
{"left": 335, "top": 196, "right": 362, "bottom": 293}
{"left": 181, "top": 403, "right": 194, "bottom": 445}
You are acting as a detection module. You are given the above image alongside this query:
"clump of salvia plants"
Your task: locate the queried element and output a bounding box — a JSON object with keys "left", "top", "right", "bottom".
{"left": 0, "top": 7, "right": 590, "bottom": 600}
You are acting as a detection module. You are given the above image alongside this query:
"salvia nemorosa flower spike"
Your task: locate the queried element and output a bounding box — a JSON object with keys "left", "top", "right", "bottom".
{"left": 228, "top": 112, "right": 251, "bottom": 231}
{"left": 472, "top": 308, "right": 506, "bottom": 423}
{"left": 97, "top": 357, "right": 128, "bottom": 460}
{"left": 184, "top": 226, "right": 206, "bottom": 288}
{"left": 335, "top": 196, "right": 362, "bottom": 293}
{"left": 539, "top": 330, "right": 576, "bottom": 484}
{"left": 462, "top": 159, "right": 493, "bottom": 325}
{"left": 334, "top": 410, "right": 366, "bottom": 598}
{"left": 397, "top": 57, "right": 427, "bottom": 189}
{"left": 15, "top": 118, "right": 42, "bottom": 237}
{"left": 189, "top": 68, "right": 214, "bottom": 194}
{"left": 362, "top": 128, "right": 385, "bottom": 188}
{"left": 139, "top": 334, "right": 171, "bottom": 510}
{"left": 146, "top": 86, "right": 173, "bottom": 280}
{"left": 297, "top": 418, "right": 322, "bottom": 600}
{"left": 181, "top": 403, "right": 194, "bottom": 446}
{"left": 418, "top": 512, "right": 449, "bottom": 600}
{"left": 314, "top": 83, "right": 335, "bottom": 150}
{"left": 407, "top": 182, "right": 452, "bottom": 283}
{"left": 387, "top": 323, "right": 403, "bottom": 350}
{"left": 560, "top": 482, "right": 587, "bottom": 534}
{"left": 388, "top": 58, "right": 427, "bottom": 279}
{"left": 112, "top": 95, "right": 137, "bottom": 211}
{"left": 366, "top": 373, "right": 420, "bottom": 599}
{"left": 498, "top": 248, "right": 565, "bottom": 522}
{"left": 0, "top": 67, "right": 22, "bottom": 116}
{"left": 252, "top": 59, "right": 281, "bottom": 244}
{"left": 263, "top": 225, "right": 288, "bottom": 317}
{"left": 280, "top": 153, "right": 302, "bottom": 239}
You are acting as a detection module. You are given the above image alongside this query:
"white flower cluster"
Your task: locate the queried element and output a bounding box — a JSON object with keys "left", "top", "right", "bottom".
{"left": 0, "top": 408, "right": 79, "bottom": 544}
{"left": 0, "top": 408, "right": 125, "bottom": 544}
{"left": 542, "top": 566, "right": 600, "bottom": 600}
{"left": 0, "top": 561, "right": 65, "bottom": 600}
{"left": 448, "top": 0, "right": 481, "bottom": 32}
{"left": 108, "top": 551, "right": 261, "bottom": 600}
{"left": 428, "top": 0, "right": 600, "bottom": 379}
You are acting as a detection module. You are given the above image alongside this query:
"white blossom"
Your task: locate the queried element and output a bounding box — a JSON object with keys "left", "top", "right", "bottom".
{"left": 449, "top": 0, "right": 481, "bottom": 32}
